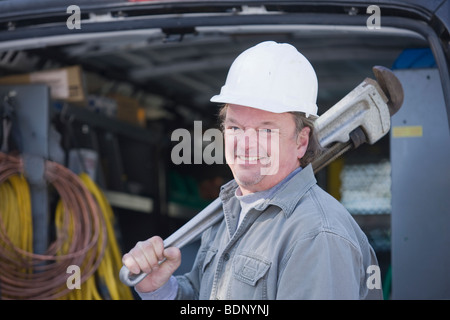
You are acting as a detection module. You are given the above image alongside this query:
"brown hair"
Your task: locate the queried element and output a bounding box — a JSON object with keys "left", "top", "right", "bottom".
{"left": 288, "top": 111, "right": 324, "bottom": 167}
{"left": 218, "top": 105, "right": 323, "bottom": 167}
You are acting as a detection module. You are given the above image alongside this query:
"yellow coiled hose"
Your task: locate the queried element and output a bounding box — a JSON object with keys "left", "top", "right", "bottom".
{"left": 0, "top": 174, "right": 33, "bottom": 273}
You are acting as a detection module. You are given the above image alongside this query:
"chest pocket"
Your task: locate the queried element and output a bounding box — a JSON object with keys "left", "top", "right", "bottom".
{"left": 233, "top": 252, "right": 271, "bottom": 286}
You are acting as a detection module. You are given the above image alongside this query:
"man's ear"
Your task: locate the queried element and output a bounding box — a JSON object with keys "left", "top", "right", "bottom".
{"left": 296, "top": 126, "right": 310, "bottom": 159}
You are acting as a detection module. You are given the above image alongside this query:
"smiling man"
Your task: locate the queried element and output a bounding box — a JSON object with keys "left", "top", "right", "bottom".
{"left": 122, "top": 41, "right": 383, "bottom": 300}
{"left": 221, "top": 104, "right": 310, "bottom": 194}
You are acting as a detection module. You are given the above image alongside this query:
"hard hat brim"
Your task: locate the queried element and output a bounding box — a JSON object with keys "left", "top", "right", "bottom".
{"left": 210, "top": 94, "right": 318, "bottom": 119}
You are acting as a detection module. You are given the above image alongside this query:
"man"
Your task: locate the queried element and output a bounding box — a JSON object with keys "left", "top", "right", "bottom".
{"left": 122, "top": 41, "right": 383, "bottom": 300}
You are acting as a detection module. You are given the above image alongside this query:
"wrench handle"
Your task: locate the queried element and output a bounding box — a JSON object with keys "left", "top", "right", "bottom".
{"left": 119, "top": 265, "right": 148, "bottom": 287}
{"left": 120, "top": 198, "right": 223, "bottom": 287}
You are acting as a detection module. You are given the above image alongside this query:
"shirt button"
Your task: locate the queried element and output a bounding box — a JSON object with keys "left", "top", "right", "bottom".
{"left": 223, "top": 253, "right": 230, "bottom": 261}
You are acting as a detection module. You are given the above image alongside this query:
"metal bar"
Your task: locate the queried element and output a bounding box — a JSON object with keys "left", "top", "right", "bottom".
{"left": 119, "top": 197, "right": 223, "bottom": 287}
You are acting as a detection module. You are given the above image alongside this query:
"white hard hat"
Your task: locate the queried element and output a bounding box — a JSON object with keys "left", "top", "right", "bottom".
{"left": 211, "top": 41, "right": 318, "bottom": 118}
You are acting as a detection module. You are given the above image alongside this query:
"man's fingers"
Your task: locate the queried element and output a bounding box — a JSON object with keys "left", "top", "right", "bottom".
{"left": 149, "top": 236, "right": 166, "bottom": 262}
{"left": 122, "top": 236, "right": 166, "bottom": 275}
{"left": 121, "top": 235, "right": 181, "bottom": 283}
{"left": 134, "top": 241, "right": 156, "bottom": 274}
{"left": 122, "top": 253, "right": 141, "bottom": 275}
{"left": 121, "top": 236, "right": 181, "bottom": 293}
{"left": 162, "top": 247, "right": 182, "bottom": 270}
{"left": 164, "top": 247, "right": 181, "bottom": 260}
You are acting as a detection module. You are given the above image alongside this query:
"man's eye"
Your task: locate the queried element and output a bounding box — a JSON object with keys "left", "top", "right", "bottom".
{"left": 259, "top": 128, "right": 272, "bottom": 133}
{"left": 229, "top": 126, "right": 240, "bottom": 131}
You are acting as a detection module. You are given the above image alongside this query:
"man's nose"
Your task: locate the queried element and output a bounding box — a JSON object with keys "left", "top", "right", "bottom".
{"left": 237, "top": 128, "right": 259, "bottom": 152}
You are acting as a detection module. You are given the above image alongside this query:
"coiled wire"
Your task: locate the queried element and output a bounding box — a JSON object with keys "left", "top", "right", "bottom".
{"left": 0, "top": 152, "right": 109, "bottom": 299}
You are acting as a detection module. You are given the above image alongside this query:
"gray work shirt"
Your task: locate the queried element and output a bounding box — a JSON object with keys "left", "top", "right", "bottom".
{"left": 175, "top": 164, "right": 383, "bottom": 299}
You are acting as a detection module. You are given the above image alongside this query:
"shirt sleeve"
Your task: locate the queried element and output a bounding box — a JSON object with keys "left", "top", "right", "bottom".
{"left": 135, "top": 275, "right": 178, "bottom": 300}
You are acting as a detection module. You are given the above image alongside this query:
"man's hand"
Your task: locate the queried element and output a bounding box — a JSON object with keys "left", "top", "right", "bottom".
{"left": 122, "top": 236, "right": 181, "bottom": 293}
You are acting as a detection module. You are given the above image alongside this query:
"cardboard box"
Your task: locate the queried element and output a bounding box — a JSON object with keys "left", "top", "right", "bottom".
{"left": 109, "top": 93, "right": 146, "bottom": 127}
{"left": 0, "top": 65, "right": 86, "bottom": 103}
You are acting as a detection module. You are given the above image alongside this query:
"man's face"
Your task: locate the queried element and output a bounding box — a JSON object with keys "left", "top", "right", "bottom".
{"left": 223, "top": 104, "right": 310, "bottom": 195}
